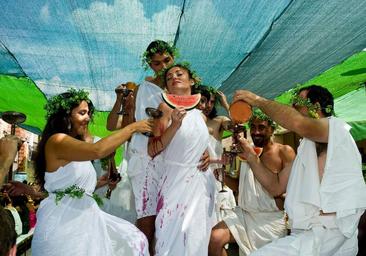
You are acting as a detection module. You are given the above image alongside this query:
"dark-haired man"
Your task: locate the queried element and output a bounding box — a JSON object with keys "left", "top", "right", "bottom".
{"left": 234, "top": 85, "right": 366, "bottom": 255}
{"left": 208, "top": 110, "right": 295, "bottom": 256}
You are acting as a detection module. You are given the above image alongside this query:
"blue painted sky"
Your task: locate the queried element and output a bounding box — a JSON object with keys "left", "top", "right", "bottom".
{"left": 1, "top": 0, "right": 365, "bottom": 111}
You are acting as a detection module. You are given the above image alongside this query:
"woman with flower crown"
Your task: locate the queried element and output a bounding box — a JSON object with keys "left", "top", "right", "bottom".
{"left": 148, "top": 63, "right": 216, "bottom": 256}
{"left": 31, "top": 88, "right": 153, "bottom": 256}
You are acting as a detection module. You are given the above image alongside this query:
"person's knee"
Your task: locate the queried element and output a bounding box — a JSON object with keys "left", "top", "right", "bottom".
{"left": 210, "top": 223, "right": 230, "bottom": 247}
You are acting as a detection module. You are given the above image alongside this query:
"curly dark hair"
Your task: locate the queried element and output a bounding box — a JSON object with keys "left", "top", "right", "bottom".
{"left": 298, "top": 85, "right": 334, "bottom": 117}
{"left": 35, "top": 91, "right": 94, "bottom": 188}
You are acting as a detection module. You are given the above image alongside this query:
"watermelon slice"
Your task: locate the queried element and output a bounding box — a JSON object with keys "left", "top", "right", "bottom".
{"left": 162, "top": 93, "right": 201, "bottom": 110}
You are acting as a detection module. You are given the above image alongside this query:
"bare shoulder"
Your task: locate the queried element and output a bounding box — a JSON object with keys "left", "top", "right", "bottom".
{"left": 47, "top": 133, "right": 68, "bottom": 145}
{"left": 278, "top": 144, "right": 296, "bottom": 162}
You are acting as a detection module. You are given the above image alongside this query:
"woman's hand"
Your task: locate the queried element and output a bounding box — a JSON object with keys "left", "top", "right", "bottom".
{"left": 129, "top": 119, "right": 154, "bottom": 133}
{"left": 107, "top": 177, "right": 120, "bottom": 190}
{"left": 217, "top": 91, "right": 230, "bottom": 111}
{"left": 96, "top": 173, "right": 109, "bottom": 188}
{"left": 171, "top": 107, "right": 186, "bottom": 129}
{"left": 198, "top": 149, "right": 210, "bottom": 172}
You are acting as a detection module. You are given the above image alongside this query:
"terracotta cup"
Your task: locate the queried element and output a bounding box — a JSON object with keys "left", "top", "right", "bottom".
{"left": 229, "top": 100, "right": 252, "bottom": 124}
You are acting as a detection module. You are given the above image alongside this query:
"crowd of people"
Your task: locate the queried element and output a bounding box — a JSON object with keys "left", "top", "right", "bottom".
{"left": 0, "top": 39, "right": 365, "bottom": 256}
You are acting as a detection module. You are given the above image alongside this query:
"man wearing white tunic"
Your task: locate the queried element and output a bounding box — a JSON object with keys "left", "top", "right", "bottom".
{"left": 234, "top": 85, "right": 366, "bottom": 256}
{"left": 209, "top": 110, "right": 296, "bottom": 256}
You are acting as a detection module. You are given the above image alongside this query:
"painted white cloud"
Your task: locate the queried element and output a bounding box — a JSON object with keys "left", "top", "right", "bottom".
{"left": 36, "top": 76, "right": 70, "bottom": 95}
{"left": 40, "top": 3, "right": 50, "bottom": 23}
{"left": 71, "top": 0, "right": 181, "bottom": 55}
{"left": 1, "top": 0, "right": 238, "bottom": 110}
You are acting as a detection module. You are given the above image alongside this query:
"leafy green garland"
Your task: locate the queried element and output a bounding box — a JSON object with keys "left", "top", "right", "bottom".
{"left": 54, "top": 184, "right": 103, "bottom": 207}
{"left": 45, "top": 88, "right": 91, "bottom": 119}
{"left": 291, "top": 93, "right": 333, "bottom": 119}
{"left": 249, "top": 108, "right": 277, "bottom": 129}
{"left": 141, "top": 41, "right": 179, "bottom": 70}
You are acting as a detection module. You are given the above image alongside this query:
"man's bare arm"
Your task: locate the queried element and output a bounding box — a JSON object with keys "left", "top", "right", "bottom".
{"left": 238, "top": 137, "right": 295, "bottom": 197}
{"left": 233, "top": 90, "right": 329, "bottom": 143}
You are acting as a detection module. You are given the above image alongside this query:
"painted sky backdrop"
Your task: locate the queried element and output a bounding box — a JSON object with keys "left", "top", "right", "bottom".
{"left": 0, "top": 0, "right": 366, "bottom": 140}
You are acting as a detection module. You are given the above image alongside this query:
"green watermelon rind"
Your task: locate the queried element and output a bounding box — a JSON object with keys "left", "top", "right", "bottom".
{"left": 162, "top": 93, "right": 201, "bottom": 110}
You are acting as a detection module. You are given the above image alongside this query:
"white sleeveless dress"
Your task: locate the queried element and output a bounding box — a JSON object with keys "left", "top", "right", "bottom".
{"left": 155, "top": 109, "right": 216, "bottom": 256}
{"left": 32, "top": 161, "right": 149, "bottom": 256}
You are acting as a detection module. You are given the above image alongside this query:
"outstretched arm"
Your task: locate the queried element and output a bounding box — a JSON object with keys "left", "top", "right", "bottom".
{"left": 47, "top": 119, "right": 154, "bottom": 171}
{"left": 217, "top": 91, "right": 230, "bottom": 113}
{"left": 237, "top": 135, "right": 296, "bottom": 197}
{"left": 233, "top": 90, "right": 329, "bottom": 143}
{"left": 3, "top": 181, "right": 47, "bottom": 200}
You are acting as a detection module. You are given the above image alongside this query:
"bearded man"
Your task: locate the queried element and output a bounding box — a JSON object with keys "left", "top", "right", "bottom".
{"left": 208, "top": 109, "right": 296, "bottom": 256}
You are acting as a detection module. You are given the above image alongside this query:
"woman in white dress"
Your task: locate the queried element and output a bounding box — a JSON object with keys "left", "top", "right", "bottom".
{"left": 31, "top": 88, "right": 153, "bottom": 256}
{"left": 148, "top": 64, "right": 216, "bottom": 256}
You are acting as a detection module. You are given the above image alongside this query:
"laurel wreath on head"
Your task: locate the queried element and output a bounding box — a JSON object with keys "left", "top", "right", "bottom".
{"left": 141, "top": 40, "right": 179, "bottom": 70}
{"left": 249, "top": 108, "right": 277, "bottom": 129}
{"left": 291, "top": 89, "right": 333, "bottom": 119}
{"left": 45, "top": 88, "right": 91, "bottom": 119}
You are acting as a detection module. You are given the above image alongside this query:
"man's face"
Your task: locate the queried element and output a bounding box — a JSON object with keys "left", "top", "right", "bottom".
{"left": 149, "top": 52, "right": 174, "bottom": 74}
{"left": 250, "top": 118, "right": 273, "bottom": 147}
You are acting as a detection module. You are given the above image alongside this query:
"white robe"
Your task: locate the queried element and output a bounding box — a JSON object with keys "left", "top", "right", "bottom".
{"left": 154, "top": 109, "right": 215, "bottom": 256}
{"left": 32, "top": 161, "right": 149, "bottom": 256}
{"left": 224, "top": 162, "right": 286, "bottom": 256}
{"left": 251, "top": 117, "right": 366, "bottom": 256}
{"left": 126, "top": 80, "right": 164, "bottom": 218}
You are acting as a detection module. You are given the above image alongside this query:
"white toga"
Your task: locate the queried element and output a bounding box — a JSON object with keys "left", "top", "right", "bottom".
{"left": 251, "top": 117, "right": 366, "bottom": 256}
{"left": 224, "top": 161, "right": 286, "bottom": 256}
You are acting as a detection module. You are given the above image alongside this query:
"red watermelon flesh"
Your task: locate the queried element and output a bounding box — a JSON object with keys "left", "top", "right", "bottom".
{"left": 162, "top": 93, "right": 201, "bottom": 110}
{"left": 239, "top": 146, "right": 263, "bottom": 161}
